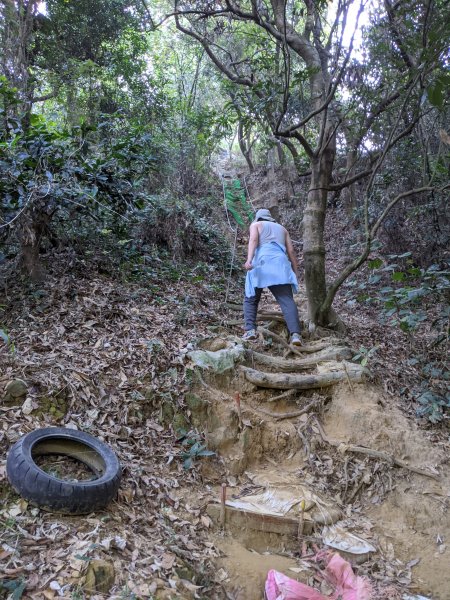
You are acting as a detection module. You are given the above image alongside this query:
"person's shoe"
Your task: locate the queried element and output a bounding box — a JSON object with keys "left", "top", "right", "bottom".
{"left": 290, "top": 333, "right": 303, "bottom": 346}
{"left": 242, "top": 329, "right": 258, "bottom": 341}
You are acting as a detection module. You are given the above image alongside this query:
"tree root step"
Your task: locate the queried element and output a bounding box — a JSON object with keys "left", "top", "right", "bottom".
{"left": 246, "top": 347, "right": 353, "bottom": 372}
{"left": 240, "top": 363, "right": 365, "bottom": 389}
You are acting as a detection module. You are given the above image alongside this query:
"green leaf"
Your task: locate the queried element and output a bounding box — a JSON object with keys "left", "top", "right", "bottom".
{"left": 427, "top": 80, "right": 444, "bottom": 108}
{"left": 0, "top": 579, "right": 26, "bottom": 599}
{"left": 368, "top": 274, "right": 382, "bottom": 284}
{"left": 392, "top": 272, "right": 406, "bottom": 282}
{"left": 12, "top": 580, "right": 27, "bottom": 600}
{"left": 190, "top": 441, "right": 201, "bottom": 455}
{"left": 368, "top": 258, "right": 383, "bottom": 269}
{"left": 29, "top": 113, "right": 44, "bottom": 126}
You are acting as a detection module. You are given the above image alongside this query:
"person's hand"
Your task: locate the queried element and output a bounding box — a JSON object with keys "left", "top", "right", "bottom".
{"left": 244, "top": 260, "right": 253, "bottom": 270}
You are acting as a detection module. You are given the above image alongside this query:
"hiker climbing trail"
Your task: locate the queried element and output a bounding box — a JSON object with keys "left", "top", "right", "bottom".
{"left": 180, "top": 303, "right": 449, "bottom": 600}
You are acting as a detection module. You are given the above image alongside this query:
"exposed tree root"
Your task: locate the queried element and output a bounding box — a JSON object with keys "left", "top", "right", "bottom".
{"left": 259, "top": 327, "right": 331, "bottom": 354}
{"left": 246, "top": 347, "right": 353, "bottom": 372}
{"left": 224, "top": 302, "right": 242, "bottom": 312}
{"left": 258, "top": 327, "right": 302, "bottom": 356}
{"left": 258, "top": 313, "right": 286, "bottom": 322}
{"left": 264, "top": 389, "right": 298, "bottom": 403}
{"left": 244, "top": 397, "right": 322, "bottom": 421}
{"left": 240, "top": 364, "right": 365, "bottom": 389}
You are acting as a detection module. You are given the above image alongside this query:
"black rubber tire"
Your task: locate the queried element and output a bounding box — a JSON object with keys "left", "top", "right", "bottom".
{"left": 6, "top": 427, "right": 121, "bottom": 515}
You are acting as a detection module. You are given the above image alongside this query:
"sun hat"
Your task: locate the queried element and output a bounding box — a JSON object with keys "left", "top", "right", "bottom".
{"left": 254, "top": 208, "right": 276, "bottom": 222}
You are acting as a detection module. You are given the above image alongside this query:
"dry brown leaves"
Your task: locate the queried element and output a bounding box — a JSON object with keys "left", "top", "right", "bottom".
{"left": 0, "top": 266, "right": 228, "bottom": 599}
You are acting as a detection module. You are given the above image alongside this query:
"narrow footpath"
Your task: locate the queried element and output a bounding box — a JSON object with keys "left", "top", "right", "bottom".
{"left": 181, "top": 297, "right": 450, "bottom": 600}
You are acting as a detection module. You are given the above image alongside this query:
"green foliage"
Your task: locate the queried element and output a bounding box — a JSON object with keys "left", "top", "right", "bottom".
{"left": 136, "top": 194, "right": 231, "bottom": 264}
{"left": 0, "top": 324, "right": 14, "bottom": 353}
{"left": 1, "top": 104, "right": 153, "bottom": 210}
{"left": 347, "top": 253, "right": 449, "bottom": 336}
{"left": 352, "top": 345, "right": 379, "bottom": 368}
{"left": 376, "top": 261, "right": 450, "bottom": 334}
{"left": 0, "top": 578, "right": 26, "bottom": 600}
{"left": 177, "top": 429, "right": 215, "bottom": 470}
{"left": 412, "top": 352, "right": 450, "bottom": 423}
{"left": 224, "top": 179, "right": 253, "bottom": 228}
{"left": 345, "top": 253, "right": 449, "bottom": 423}
{"left": 38, "top": 0, "right": 145, "bottom": 67}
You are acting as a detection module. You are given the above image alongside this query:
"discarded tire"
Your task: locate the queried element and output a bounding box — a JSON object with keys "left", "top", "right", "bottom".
{"left": 6, "top": 427, "right": 121, "bottom": 514}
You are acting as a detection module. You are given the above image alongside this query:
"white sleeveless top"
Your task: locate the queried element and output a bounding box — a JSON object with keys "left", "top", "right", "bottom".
{"left": 258, "top": 221, "right": 286, "bottom": 247}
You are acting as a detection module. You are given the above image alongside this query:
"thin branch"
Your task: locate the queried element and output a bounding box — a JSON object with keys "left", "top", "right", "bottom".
{"left": 384, "top": 0, "right": 416, "bottom": 71}
{"left": 174, "top": 10, "right": 254, "bottom": 88}
{"left": 327, "top": 166, "right": 375, "bottom": 191}
{"left": 312, "top": 415, "right": 440, "bottom": 480}
{"left": 371, "top": 185, "right": 443, "bottom": 237}
{"left": 319, "top": 185, "right": 444, "bottom": 316}
{"left": 140, "top": 0, "right": 156, "bottom": 30}
{"left": 0, "top": 191, "right": 35, "bottom": 229}
{"left": 289, "top": 130, "right": 315, "bottom": 158}
{"left": 31, "top": 88, "right": 59, "bottom": 103}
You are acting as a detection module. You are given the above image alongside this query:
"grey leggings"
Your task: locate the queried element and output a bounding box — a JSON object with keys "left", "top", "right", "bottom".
{"left": 244, "top": 284, "right": 301, "bottom": 334}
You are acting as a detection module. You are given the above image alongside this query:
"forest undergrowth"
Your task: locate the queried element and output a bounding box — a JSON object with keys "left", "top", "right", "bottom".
{"left": 322, "top": 205, "right": 449, "bottom": 430}
{"left": 0, "top": 241, "right": 234, "bottom": 599}
{"left": 0, "top": 194, "right": 448, "bottom": 598}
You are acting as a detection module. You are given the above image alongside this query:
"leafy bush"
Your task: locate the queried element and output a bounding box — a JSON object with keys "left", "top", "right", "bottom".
{"left": 343, "top": 253, "right": 449, "bottom": 423}
{"left": 136, "top": 194, "right": 231, "bottom": 263}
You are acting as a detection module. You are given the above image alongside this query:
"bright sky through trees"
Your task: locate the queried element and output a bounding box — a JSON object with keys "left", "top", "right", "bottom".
{"left": 335, "top": 0, "right": 370, "bottom": 54}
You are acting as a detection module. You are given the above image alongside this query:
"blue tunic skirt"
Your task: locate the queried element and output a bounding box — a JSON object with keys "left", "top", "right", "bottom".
{"left": 245, "top": 242, "right": 298, "bottom": 298}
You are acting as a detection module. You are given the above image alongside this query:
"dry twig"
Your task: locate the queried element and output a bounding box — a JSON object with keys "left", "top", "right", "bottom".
{"left": 311, "top": 416, "right": 439, "bottom": 481}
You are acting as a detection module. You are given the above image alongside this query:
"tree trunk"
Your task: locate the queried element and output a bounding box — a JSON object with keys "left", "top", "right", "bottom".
{"left": 341, "top": 148, "right": 357, "bottom": 216}
{"left": 19, "top": 209, "right": 50, "bottom": 282}
{"left": 237, "top": 120, "right": 254, "bottom": 172}
{"left": 303, "top": 151, "right": 333, "bottom": 325}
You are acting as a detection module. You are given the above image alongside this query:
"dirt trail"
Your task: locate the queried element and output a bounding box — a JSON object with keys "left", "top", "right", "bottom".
{"left": 183, "top": 309, "right": 450, "bottom": 600}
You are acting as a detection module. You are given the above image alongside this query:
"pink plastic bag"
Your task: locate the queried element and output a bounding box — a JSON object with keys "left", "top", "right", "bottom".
{"left": 265, "top": 570, "right": 328, "bottom": 600}
{"left": 265, "top": 553, "right": 372, "bottom": 600}
{"left": 325, "top": 553, "right": 373, "bottom": 600}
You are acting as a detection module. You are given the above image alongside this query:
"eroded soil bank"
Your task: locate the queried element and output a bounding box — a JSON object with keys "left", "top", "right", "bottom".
{"left": 184, "top": 329, "right": 450, "bottom": 600}
{"left": 1, "top": 273, "right": 448, "bottom": 599}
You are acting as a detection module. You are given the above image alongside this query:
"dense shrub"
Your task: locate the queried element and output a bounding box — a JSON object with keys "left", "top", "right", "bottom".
{"left": 136, "top": 194, "right": 230, "bottom": 264}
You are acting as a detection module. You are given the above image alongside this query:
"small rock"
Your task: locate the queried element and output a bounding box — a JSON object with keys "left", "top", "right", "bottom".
{"left": 4, "top": 379, "right": 28, "bottom": 405}
{"left": 21, "top": 397, "right": 35, "bottom": 415}
{"left": 208, "top": 338, "right": 228, "bottom": 352}
{"left": 84, "top": 559, "right": 115, "bottom": 594}
{"left": 5, "top": 379, "right": 28, "bottom": 398}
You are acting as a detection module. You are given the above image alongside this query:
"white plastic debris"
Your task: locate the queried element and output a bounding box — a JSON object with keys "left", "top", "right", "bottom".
{"left": 225, "top": 487, "right": 315, "bottom": 517}
{"left": 188, "top": 343, "right": 245, "bottom": 373}
{"left": 322, "top": 523, "right": 376, "bottom": 555}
